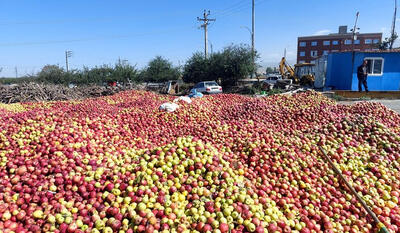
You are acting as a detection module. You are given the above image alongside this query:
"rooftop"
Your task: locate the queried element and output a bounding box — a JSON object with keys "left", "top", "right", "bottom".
{"left": 298, "top": 25, "right": 382, "bottom": 40}
{"left": 299, "top": 32, "right": 382, "bottom": 40}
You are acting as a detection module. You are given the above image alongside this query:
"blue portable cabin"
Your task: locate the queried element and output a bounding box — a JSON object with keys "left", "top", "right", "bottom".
{"left": 325, "top": 51, "right": 400, "bottom": 91}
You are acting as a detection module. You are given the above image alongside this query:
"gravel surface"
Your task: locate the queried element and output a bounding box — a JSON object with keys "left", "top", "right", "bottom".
{"left": 339, "top": 99, "right": 400, "bottom": 114}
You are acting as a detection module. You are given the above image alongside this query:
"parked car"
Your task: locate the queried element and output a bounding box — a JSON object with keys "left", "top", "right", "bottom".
{"left": 263, "top": 74, "right": 282, "bottom": 85}
{"left": 191, "top": 81, "right": 223, "bottom": 94}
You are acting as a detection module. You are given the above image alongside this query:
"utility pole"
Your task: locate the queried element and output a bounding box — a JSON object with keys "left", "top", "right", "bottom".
{"left": 252, "top": 0, "right": 256, "bottom": 78}
{"left": 65, "top": 50, "right": 72, "bottom": 72}
{"left": 198, "top": 10, "right": 216, "bottom": 59}
{"left": 351, "top": 12, "right": 360, "bottom": 51}
{"left": 390, "top": 0, "right": 398, "bottom": 49}
{"left": 15, "top": 67, "right": 18, "bottom": 78}
{"left": 350, "top": 12, "right": 360, "bottom": 83}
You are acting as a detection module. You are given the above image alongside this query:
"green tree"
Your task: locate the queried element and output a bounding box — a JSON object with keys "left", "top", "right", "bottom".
{"left": 71, "top": 62, "right": 140, "bottom": 85}
{"left": 141, "top": 56, "right": 180, "bottom": 82}
{"left": 379, "top": 33, "right": 398, "bottom": 50}
{"left": 182, "top": 52, "right": 211, "bottom": 84}
{"left": 37, "top": 65, "right": 68, "bottom": 84}
{"left": 85, "top": 65, "right": 114, "bottom": 84}
{"left": 218, "top": 44, "right": 258, "bottom": 86}
{"left": 183, "top": 44, "right": 258, "bottom": 87}
{"left": 266, "top": 67, "right": 274, "bottom": 74}
{"left": 112, "top": 62, "right": 140, "bottom": 84}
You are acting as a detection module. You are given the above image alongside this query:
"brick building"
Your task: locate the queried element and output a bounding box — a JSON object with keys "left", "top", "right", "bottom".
{"left": 297, "top": 26, "right": 382, "bottom": 63}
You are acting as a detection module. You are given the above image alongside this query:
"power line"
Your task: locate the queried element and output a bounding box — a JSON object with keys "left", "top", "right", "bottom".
{"left": 0, "top": 17, "right": 112, "bottom": 26}
{"left": 0, "top": 26, "right": 197, "bottom": 47}
{"left": 213, "top": 0, "right": 249, "bottom": 15}
{"left": 216, "top": 0, "right": 267, "bottom": 19}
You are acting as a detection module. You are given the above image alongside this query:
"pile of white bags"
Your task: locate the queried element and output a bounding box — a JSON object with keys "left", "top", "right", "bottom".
{"left": 159, "top": 103, "right": 179, "bottom": 112}
{"left": 173, "top": 96, "right": 192, "bottom": 104}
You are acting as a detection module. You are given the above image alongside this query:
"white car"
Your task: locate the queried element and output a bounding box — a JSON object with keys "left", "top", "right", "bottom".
{"left": 263, "top": 74, "right": 282, "bottom": 85}
{"left": 191, "top": 81, "right": 223, "bottom": 94}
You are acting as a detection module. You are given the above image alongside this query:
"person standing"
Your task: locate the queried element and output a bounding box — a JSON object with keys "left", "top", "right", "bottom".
{"left": 357, "top": 60, "right": 369, "bottom": 92}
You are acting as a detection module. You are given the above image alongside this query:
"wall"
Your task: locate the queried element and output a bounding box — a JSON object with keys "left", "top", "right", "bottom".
{"left": 297, "top": 34, "right": 382, "bottom": 63}
{"left": 325, "top": 52, "right": 353, "bottom": 90}
{"left": 350, "top": 52, "right": 400, "bottom": 91}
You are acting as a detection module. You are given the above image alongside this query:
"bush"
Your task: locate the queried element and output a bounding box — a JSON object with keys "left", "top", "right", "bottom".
{"left": 140, "top": 56, "right": 181, "bottom": 83}
{"left": 35, "top": 63, "right": 140, "bottom": 86}
{"left": 37, "top": 65, "right": 67, "bottom": 84}
{"left": 183, "top": 44, "right": 258, "bottom": 87}
{"left": 182, "top": 52, "right": 211, "bottom": 84}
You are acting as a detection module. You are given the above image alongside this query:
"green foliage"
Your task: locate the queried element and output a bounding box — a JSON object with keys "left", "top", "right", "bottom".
{"left": 0, "top": 77, "right": 36, "bottom": 85}
{"left": 4, "top": 44, "right": 257, "bottom": 88}
{"left": 34, "top": 62, "right": 140, "bottom": 86}
{"left": 266, "top": 67, "right": 274, "bottom": 74}
{"left": 183, "top": 44, "right": 258, "bottom": 87}
{"left": 265, "top": 88, "right": 284, "bottom": 96}
{"left": 379, "top": 33, "right": 398, "bottom": 50}
{"left": 219, "top": 44, "right": 258, "bottom": 86}
{"left": 140, "top": 56, "right": 181, "bottom": 82}
{"left": 182, "top": 52, "right": 211, "bottom": 84}
{"left": 330, "top": 94, "right": 346, "bottom": 101}
{"left": 37, "top": 65, "right": 67, "bottom": 84}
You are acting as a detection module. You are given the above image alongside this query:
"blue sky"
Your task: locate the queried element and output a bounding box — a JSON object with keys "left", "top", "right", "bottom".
{"left": 0, "top": 0, "right": 398, "bottom": 77}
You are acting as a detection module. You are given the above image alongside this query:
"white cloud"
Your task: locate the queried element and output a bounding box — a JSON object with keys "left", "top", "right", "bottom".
{"left": 313, "top": 29, "right": 331, "bottom": 36}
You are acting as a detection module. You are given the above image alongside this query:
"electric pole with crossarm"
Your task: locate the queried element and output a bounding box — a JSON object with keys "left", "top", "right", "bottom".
{"left": 65, "top": 50, "right": 72, "bottom": 72}
{"left": 198, "top": 10, "right": 216, "bottom": 59}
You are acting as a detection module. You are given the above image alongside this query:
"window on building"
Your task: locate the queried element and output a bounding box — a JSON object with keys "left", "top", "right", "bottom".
{"left": 332, "top": 40, "right": 339, "bottom": 45}
{"left": 332, "top": 50, "right": 339, "bottom": 52}
{"left": 311, "top": 51, "right": 318, "bottom": 57}
{"left": 344, "top": 40, "right": 352, "bottom": 45}
{"left": 354, "top": 40, "right": 360, "bottom": 45}
{"left": 298, "top": 60, "right": 305, "bottom": 64}
{"left": 373, "top": 39, "right": 380, "bottom": 44}
{"left": 365, "top": 39, "right": 372, "bottom": 44}
{"left": 299, "top": 42, "right": 306, "bottom": 47}
{"left": 323, "top": 41, "right": 330, "bottom": 46}
{"left": 299, "top": 51, "right": 306, "bottom": 57}
{"left": 311, "top": 41, "right": 318, "bottom": 46}
{"left": 323, "top": 50, "right": 329, "bottom": 55}
{"left": 364, "top": 58, "right": 384, "bottom": 76}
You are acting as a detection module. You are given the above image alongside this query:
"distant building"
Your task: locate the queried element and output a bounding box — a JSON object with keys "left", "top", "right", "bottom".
{"left": 297, "top": 26, "right": 382, "bottom": 64}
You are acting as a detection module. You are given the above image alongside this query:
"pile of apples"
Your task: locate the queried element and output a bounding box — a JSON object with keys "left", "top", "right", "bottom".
{"left": 1, "top": 90, "right": 400, "bottom": 233}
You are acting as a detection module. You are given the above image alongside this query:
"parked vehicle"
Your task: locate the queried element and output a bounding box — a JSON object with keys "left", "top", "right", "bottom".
{"left": 263, "top": 74, "right": 282, "bottom": 85}
{"left": 191, "top": 81, "right": 223, "bottom": 94}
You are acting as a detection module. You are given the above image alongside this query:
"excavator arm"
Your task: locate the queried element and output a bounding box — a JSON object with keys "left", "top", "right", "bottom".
{"left": 279, "top": 57, "right": 295, "bottom": 78}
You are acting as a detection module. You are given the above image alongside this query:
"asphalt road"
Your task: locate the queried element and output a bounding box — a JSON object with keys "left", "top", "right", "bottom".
{"left": 340, "top": 100, "right": 400, "bottom": 114}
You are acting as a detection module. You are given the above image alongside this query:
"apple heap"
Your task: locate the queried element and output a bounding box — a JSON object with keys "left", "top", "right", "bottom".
{"left": 0, "top": 90, "right": 400, "bottom": 233}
